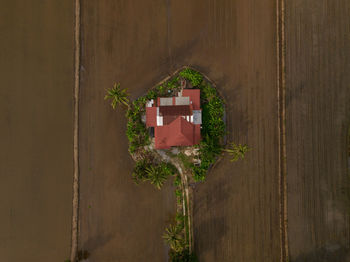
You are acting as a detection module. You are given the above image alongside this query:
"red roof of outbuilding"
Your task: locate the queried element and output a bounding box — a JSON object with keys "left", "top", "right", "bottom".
{"left": 146, "top": 107, "right": 157, "bottom": 127}
{"left": 182, "top": 89, "right": 200, "bottom": 110}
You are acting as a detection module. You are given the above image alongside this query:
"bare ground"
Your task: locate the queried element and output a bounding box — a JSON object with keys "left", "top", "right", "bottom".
{"left": 0, "top": 1, "right": 74, "bottom": 261}
{"left": 79, "top": 0, "right": 281, "bottom": 261}
{"left": 285, "top": 0, "right": 350, "bottom": 261}
{"left": 78, "top": 1, "right": 176, "bottom": 261}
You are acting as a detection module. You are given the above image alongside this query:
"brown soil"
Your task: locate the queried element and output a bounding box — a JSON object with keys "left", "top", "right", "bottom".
{"left": 0, "top": 1, "right": 74, "bottom": 261}
{"left": 285, "top": 1, "right": 350, "bottom": 261}
{"left": 79, "top": 0, "right": 281, "bottom": 261}
{"left": 78, "top": 1, "right": 176, "bottom": 261}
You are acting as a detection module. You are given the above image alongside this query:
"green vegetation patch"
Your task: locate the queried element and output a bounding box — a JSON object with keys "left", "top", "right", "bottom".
{"left": 179, "top": 68, "right": 203, "bottom": 87}
{"left": 192, "top": 81, "right": 226, "bottom": 181}
{"left": 126, "top": 98, "right": 150, "bottom": 154}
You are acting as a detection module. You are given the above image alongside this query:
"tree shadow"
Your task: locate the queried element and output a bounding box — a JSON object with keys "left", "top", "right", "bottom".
{"left": 193, "top": 179, "right": 230, "bottom": 256}
{"left": 193, "top": 215, "right": 228, "bottom": 257}
{"left": 80, "top": 233, "right": 114, "bottom": 256}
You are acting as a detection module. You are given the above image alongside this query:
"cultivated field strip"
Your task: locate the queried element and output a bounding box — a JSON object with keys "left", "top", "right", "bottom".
{"left": 0, "top": 1, "right": 74, "bottom": 261}
{"left": 285, "top": 0, "right": 350, "bottom": 261}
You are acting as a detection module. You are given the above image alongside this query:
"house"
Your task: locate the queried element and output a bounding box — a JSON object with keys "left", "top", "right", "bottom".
{"left": 145, "top": 89, "right": 202, "bottom": 149}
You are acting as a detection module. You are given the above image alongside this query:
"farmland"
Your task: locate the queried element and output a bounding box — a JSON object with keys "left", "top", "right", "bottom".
{"left": 285, "top": 0, "right": 350, "bottom": 261}
{"left": 0, "top": 1, "right": 74, "bottom": 261}
{"left": 78, "top": 0, "right": 280, "bottom": 261}
{"left": 1, "top": 0, "right": 349, "bottom": 261}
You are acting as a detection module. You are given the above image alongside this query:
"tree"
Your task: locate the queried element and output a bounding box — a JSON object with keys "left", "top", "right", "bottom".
{"left": 170, "top": 249, "right": 198, "bottom": 262}
{"left": 163, "top": 224, "right": 185, "bottom": 252}
{"left": 224, "top": 142, "right": 250, "bottom": 162}
{"left": 104, "top": 83, "right": 129, "bottom": 109}
{"left": 146, "top": 165, "right": 168, "bottom": 190}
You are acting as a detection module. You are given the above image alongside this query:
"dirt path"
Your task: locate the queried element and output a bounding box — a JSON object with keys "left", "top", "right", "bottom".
{"left": 156, "top": 151, "right": 194, "bottom": 251}
{"left": 276, "top": 0, "right": 289, "bottom": 260}
{"left": 70, "top": 0, "right": 81, "bottom": 261}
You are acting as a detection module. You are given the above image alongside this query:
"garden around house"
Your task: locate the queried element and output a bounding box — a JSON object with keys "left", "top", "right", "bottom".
{"left": 105, "top": 67, "right": 249, "bottom": 261}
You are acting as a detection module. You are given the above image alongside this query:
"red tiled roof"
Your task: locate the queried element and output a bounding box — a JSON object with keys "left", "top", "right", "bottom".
{"left": 182, "top": 89, "right": 200, "bottom": 110}
{"left": 146, "top": 107, "right": 157, "bottom": 127}
{"left": 155, "top": 117, "right": 199, "bottom": 149}
{"left": 147, "top": 89, "right": 201, "bottom": 149}
{"left": 159, "top": 105, "right": 192, "bottom": 116}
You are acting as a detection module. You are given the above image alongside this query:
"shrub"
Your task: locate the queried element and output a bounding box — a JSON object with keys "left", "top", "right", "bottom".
{"left": 173, "top": 174, "right": 181, "bottom": 186}
{"left": 170, "top": 249, "right": 198, "bottom": 262}
{"left": 126, "top": 101, "right": 150, "bottom": 154}
{"left": 133, "top": 160, "right": 177, "bottom": 189}
{"left": 167, "top": 76, "right": 180, "bottom": 90}
{"left": 175, "top": 189, "right": 182, "bottom": 198}
{"left": 163, "top": 224, "right": 186, "bottom": 253}
{"left": 192, "top": 82, "right": 225, "bottom": 181}
{"left": 224, "top": 143, "right": 250, "bottom": 162}
{"left": 179, "top": 68, "right": 203, "bottom": 86}
{"left": 178, "top": 152, "right": 193, "bottom": 170}
{"left": 132, "top": 159, "right": 152, "bottom": 183}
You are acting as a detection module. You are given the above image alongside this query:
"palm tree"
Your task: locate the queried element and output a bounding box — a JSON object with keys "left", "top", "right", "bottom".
{"left": 163, "top": 224, "right": 185, "bottom": 252}
{"left": 146, "top": 165, "right": 167, "bottom": 189}
{"left": 224, "top": 142, "right": 250, "bottom": 162}
{"left": 104, "top": 83, "right": 129, "bottom": 109}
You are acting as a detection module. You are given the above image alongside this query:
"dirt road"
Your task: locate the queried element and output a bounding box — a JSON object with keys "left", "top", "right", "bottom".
{"left": 285, "top": 0, "right": 350, "bottom": 261}
{"left": 0, "top": 1, "right": 74, "bottom": 261}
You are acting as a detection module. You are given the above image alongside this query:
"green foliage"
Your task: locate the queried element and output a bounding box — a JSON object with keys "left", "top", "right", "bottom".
{"left": 146, "top": 162, "right": 174, "bottom": 189}
{"left": 200, "top": 82, "right": 225, "bottom": 140}
{"left": 146, "top": 89, "right": 157, "bottom": 100}
{"left": 175, "top": 189, "right": 182, "bottom": 198}
{"left": 175, "top": 213, "right": 185, "bottom": 223}
{"left": 173, "top": 175, "right": 182, "bottom": 187}
{"left": 192, "top": 82, "right": 225, "bottom": 181}
{"left": 179, "top": 68, "right": 203, "bottom": 86}
{"left": 175, "top": 212, "right": 185, "bottom": 232}
{"left": 104, "top": 83, "right": 129, "bottom": 109}
{"left": 132, "top": 159, "right": 152, "bottom": 183}
{"left": 178, "top": 153, "right": 193, "bottom": 170}
{"left": 156, "top": 85, "right": 167, "bottom": 96}
{"left": 170, "top": 249, "right": 198, "bottom": 262}
{"left": 167, "top": 76, "right": 180, "bottom": 90}
{"left": 163, "top": 224, "right": 186, "bottom": 253}
{"left": 224, "top": 143, "right": 250, "bottom": 162}
{"left": 132, "top": 160, "right": 177, "bottom": 189}
{"left": 126, "top": 99, "right": 149, "bottom": 154}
